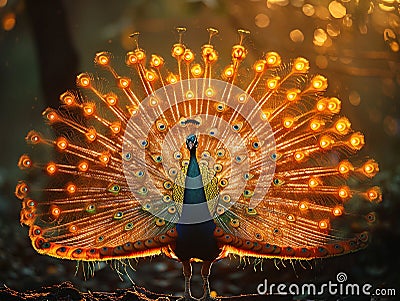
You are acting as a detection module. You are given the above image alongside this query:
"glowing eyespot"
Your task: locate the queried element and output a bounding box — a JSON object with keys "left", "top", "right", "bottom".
{"left": 85, "top": 128, "right": 97, "bottom": 142}
{"left": 310, "top": 119, "right": 324, "bottom": 131}
{"left": 319, "top": 135, "right": 333, "bottom": 149}
{"left": 86, "top": 204, "right": 96, "bottom": 213}
{"left": 308, "top": 177, "right": 320, "bottom": 188}
{"left": 145, "top": 70, "right": 157, "bottom": 82}
{"left": 127, "top": 105, "right": 138, "bottom": 116}
{"left": 167, "top": 73, "right": 178, "bottom": 84}
{"left": 260, "top": 110, "right": 271, "bottom": 121}
{"left": 338, "top": 160, "right": 353, "bottom": 175}
{"left": 99, "top": 152, "right": 111, "bottom": 165}
{"left": 56, "top": 137, "right": 68, "bottom": 150}
{"left": 127, "top": 52, "right": 138, "bottom": 65}
{"left": 327, "top": 97, "right": 341, "bottom": 113}
{"left": 50, "top": 206, "right": 61, "bottom": 218}
{"left": 15, "top": 181, "right": 29, "bottom": 199}
{"left": 60, "top": 92, "right": 76, "bottom": 106}
{"left": 45, "top": 110, "right": 59, "bottom": 123}
{"left": 69, "top": 225, "right": 78, "bottom": 233}
{"left": 83, "top": 103, "right": 95, "bottom": 116}
{"left": 183, "top": 49, "right": 194, "bottom": 62}
{"left": 191, "top": 64, "right": 203, "bottom": 77}
{"left": 267, "top": 77, "right": 279, "bottom": 89}
{"left": 113, "top": 211, "right": 124, "bottom": 220}
{"left": 232, "top": 45, "right": 246, "bottom": 60}
{"left": 311, "top": 75, "right": 328, "bottom": 90}
{"left": 294, "top": 151, "right": 305, "bottom": 162}
{"left": 283, "top": 117, "right": 294, "bottom": 128}
{"left": 332, "top": 206, "right": 343, "bottom": 216}
{"left": 26, "top": 131, "right": 42, "bottom": 145}
{"left": 172, "top": 44, "right": 185, "bottom": 57}
{"left": 106, "top": 94, "right": 118, "bottom": 106}
{"left": 286, "top": 89, "right": 300, "bottom": 101}
{"left": 223, "top": 65, "right": 234, "bottom": 78}
{"left": 366, "top": 212, "right": 376, "bottom": 223}
{"left": 299, "top": 201, "right": 308, "bottom": 210}
{"left": 318, "top": 219, "right": 329, "bottom": 229}
{"left": 338, "top": 186, "right": 351, "bottom": 199}
{"left": 349, "top": 133, "right": 364, "bottom": 150}
{"left": 237, "top": 93, "right": 247, "bottom": 103}
{"left": 366, "top": 187, "right": 381, "bottom": 202}
{"left": 202, "top": 151, "right": 211, "bottom": 159}
{"left": 66, "top": 183, "right": 77, "bottom": 194}
{"left": 108, "top": 184, "right": 121, "bottom": 195}
{"left": 186, "top": 90, "right": 194, "bottom": 99}
{"left": 362, "top": 160, "right": 379, "bottom": 177}
{"left": 286, "top": 214, "right": 296, "bottom": 222}
{"left": 265, "top": 52, "right": 281, "bottom": 67}
{"left": 253, "top": 60, "right": 266, "bottom": 73}
{"left": 118, "top": 77, "right": 131, "bottom": 89}
{"left": 18, "top": 155, "right": 32, "bottom": 170}
{"left": 46, "top": 163, "right": 57, "bottom": 175}
{"left": 150, "top": 55, "right": 164, "bottom": 68}
{"left": 293, "top": 57, "right": 309, "bottom": 73}
{"left": 95, "top": 52, "right": 110, "bottom": 66}
{"left": 110, "top": 121, "right": 121, "bottom": 134}
{"left": 335, "top": 117, "right": 351, "bottom": 134}
{"left": 77, "top": 73, "right": 91, "bottom": 87}
{"left": 205, "top": 88, "right": 214, "bottom": 97}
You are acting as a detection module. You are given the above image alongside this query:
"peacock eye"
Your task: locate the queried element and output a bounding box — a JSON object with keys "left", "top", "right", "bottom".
{"left": 273, "top": 178, "right": 285, "bottom": 186}
{"left": 216, "top": 149, "right": 225, "bottom": 157}
{"left": 179, "top": 117, "right": 188, "bottom": 127}
{"left": 163, "top": 194, "right": 171, "bottom": 202}
{"left": 125, "top": 222, "right": 134, "bottom": 230}
{"left": 135, "top": 170, "right": 145, "bottom": 178}
{"left": 219, "top": 178, "right": 229, "bottom": 187}
{"left": 173, "top": 151, "right": 182, "bottom": 160}
{"left": 209, "top": 128, "right": 218, "bottom": 137}
{"left": 153, "top": 155, "right": 163, "bottom": 163}
{"left": 252, "top": 141, "right": 260, "bottom": 150}
{"left": 138, "top": 186, "right": 148, "bottom": 195}
{"left": 139, "top": 139, "right": 149, "bottom": 148}
{"left": 235, "top": 155, "right": 246, "bottom": 163}
{"left": 142, "top": 203, "right": 151, "bottom": 211}
{"left": 168, "top": 168, "right": 178, "bottom": 177}
{"left": 243, "top": 189, "right": 253, "bottom": 197}
{"left": 114, "top": 211, "right": 124, "bottom": 220}
{"left": 214, "top": 163, "right": 223, "bottom": 172}
{"left": 222, "top": 194, "right": 231, "bottom": 203}
{"left": 232, "top": 122, "right": 243, "bottom": 132}
{"left": 168, "top": 206, "right": 176, "bottom": 214}
{"left": 123, "top": 152, "right": 132, "bottom": 161}
{"left": 216, "top": 103, "right": 226, "bottom": 112}
{"left": 270, "top": 152, "right": 282, "bottom": 161}
{"left": 107, "top": 184, "right": 120, "bottom": 194}
{"left": 86, "top": 204, "right": 96, "bottom": 213}
{"left": 164, "top": 181, "right": 173, "bottom": 189}
{"left": 202, "top": 151, "right": 211, "bottom": 159}
{"left": 156, "top": 121, "right": 167, "bottom": 132}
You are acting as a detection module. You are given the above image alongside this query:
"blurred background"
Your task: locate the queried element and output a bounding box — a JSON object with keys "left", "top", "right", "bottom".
{"left": 0, "top": 0, "right": 399, "bottom": 299}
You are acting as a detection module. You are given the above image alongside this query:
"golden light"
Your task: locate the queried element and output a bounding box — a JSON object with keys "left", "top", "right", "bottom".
{"left": 66, "top": 183, "right": 77, "bottom": 194}
{"left": 311, "top": 75, "right": 328, "bottom": 90}
{"left": 51, "top": 206, "right": 61, "bottom": 218}
{"left": 99, "top": 152, "right": 111, "bottom": 165}
{"left": 183, "top": 50, "right": 194, "bottom": 62}
{"left": 2, "top": 12, "right": 15, "bottom": 31}
{"left": 294, "top": 151, "right": 305, "bottom": 161}
{"left": 310, "top": 119, "right": 323, "bottom": 131}
{"left": 267, "top": 77, "right": 280, "bottom": 90}
{"left": 328, "top": 1, "right": 347, "bottom": 19}
{"left": 293, "top": 57, "right": 309, "bottom": 73}
{"left": 319, "top": 135, "right": 333, "bottom": 149}
{"left": 77, "top": 74, "right": 91, "bottom": 88}
{"left": 205, "top": 88, "right": 215, "bottom": 97}
{"left": 46, "top": 163, "right": 57, "bottom": 175}
{"left": 308, "top": 177, "right": 320, "bottom": 188}
{"left": 191, "top": 64, "right": 203, "bottom": 77}
{"left": 338, "top": 186, "right": 351, "bottom": 199}
{"left": 118, "top": 77, "right": 131, "bottom": 89}
{"left": 106, "top": 94, "right": 117, "bottom": 106}
{"left": 349, "top": 132, "right": 365, "bottom": 150}
{"left": 85, "top": 128, "right": 97, "bottom": 142}
{"left": 223, "top": 66, "right": 234, "bottom": 78}
{"left": 255, "top": 13, "right": 270, "bottom": 28}
{"left": 83, "top": 103, "right": 95, "bottom": 116}
{"left": 167, "top": 73, "right": 178, "bottom": 84}
{"left": 332, "top": 206, "right": 343, "bottom": 216}
{"left": 78, "top": 161, "right": 89, "bottom": 172}
{"left": 362, "top": 160, "right": 379, "bottom": 177}
{"left": 95, "top": 52, "right": 111, "bottom": 66}
{"left": 69, "top": 225, "right": 78, "bottom": 233}
{"left": 145, "top": 70, "right": 156, "bottom": 82}
{"left": 286, "top": 89, "right": 300, "bottom": 101}
{"left": 286, "top": 214, "right": 296, "bottom": 222}
{"left": 60, "top": 92, "right": 76, "bottom": 106}
{"left": 335, "top": 117, "right": 351, "bottom": 134}
{"left": 366, "top": 187, "right": 381, "bottom": 202}
{"left": 327, "top": 97, "right": 341, "bottom": 113}
{"left": 150, "top": 55, "right": 164, "bottom": 68}
{"left": 283, "top": 117, "right": 294, "bottom": 128}
{"left": 110, "top": 121, "right": 121, "bottom": 134}
{"left": 56, "top": 137, "right": 68, "bottom": 150}
{"left": 253, "top": 60, "right": 266, "bottom": 73}
{"left": 172, "top": 44, "right": 185, "bottom": 58}
{"left": 265, "top": 52, "right": 281, "bottom": 67}
{"left": 338, "top": 160, "right": 353, "bottom": 175}
{"left": 318, "top": 219, "right": 329, "bottom": 229}
{"left": 299, "top": 201, "right": 309, "bottom": 210}
{"left": 290, "top": 29, "right": 304, "bottom": 43}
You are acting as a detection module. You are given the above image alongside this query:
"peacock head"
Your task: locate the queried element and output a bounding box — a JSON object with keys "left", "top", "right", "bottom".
{"left": 186, "top": 134, "right": 198, "bottom": 152}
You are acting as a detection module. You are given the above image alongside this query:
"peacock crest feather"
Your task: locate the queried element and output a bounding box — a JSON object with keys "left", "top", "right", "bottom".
{"left": 16, "top": 27, "right": 381, "bottom": 300}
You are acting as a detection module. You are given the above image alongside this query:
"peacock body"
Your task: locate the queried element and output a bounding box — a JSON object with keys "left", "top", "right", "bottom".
{"left": 16, "top": 28, "right": 381, "bottom": 300}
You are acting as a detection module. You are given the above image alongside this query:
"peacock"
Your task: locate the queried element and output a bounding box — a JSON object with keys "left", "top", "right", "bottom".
{"left": 16, "top": 28, "right": 381, "bottom": 300}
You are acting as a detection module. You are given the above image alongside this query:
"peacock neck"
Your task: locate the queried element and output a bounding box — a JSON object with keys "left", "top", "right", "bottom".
{"left": 183, "top": 148, "right": 206, "bottom": 205}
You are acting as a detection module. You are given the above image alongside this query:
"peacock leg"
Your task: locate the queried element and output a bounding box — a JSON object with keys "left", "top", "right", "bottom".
{"left": 178, "top": 260, "right": 198, "bottom": 301}
{"left": 199, "top": 261, "right": 215, "bottom": 301}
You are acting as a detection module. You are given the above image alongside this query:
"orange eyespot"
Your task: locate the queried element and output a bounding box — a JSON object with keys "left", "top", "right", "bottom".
{"left": 126, "top": 52, "right": 138, "bottom": 65}
{"left": 253, "top": 60, "right": 266, "bottom": 73}
{"left": 362, "top": 160, "right": 379, "bottom": 177}
{"left": 310, "top": 119, "right": 324, "bottom": 131}
{"left": 127, "top": 105, "right": 138, "bottom": 116}
{"left": 77, "top": 73, "right": 91, "bottom": 88}
{"left": 110, "top": 121, "right": 121, "bottom": 134}
{"left": 77, "top": 161, "right": 89, "bottom": 172}
{"left": 286, "top": 214, "right": 296, "bottom": 222}
{"left": 95, "top": 52, "right": 111, "bottom": 66}
{"left": 283, "top": 117, "right": 294, "bottom": 128}
{"left": 286, "top": 89, "right": 300, "bottom": 101}
{"left": 18, "top": 155, "right": 32, "bottom": 170}
{"left": 56, "top": 137, "right": 68, "bottom": 150}
{"left": 332, "top": 206, "right": 343, "bottom": 216}
{"left": 150, "top": 55, "right": 164, "bottom": 68}
{"left": 338, "top": 160, "right": 353, "bottom": 175}
{"left": 366, "top": 186, "right": 381, "bottom": 202}
{"left": 50, "top": 206, "right": 61, "bottom": 218}
{"left": 44, "top": 109, "right": 59, "bottom": 123}
{"left": 66, "top": 183, "right": 77, "bottom": 194}
{"left": 265, "top": 52, "right": 281, "bottom": 67}
{"left": 348, "top": 132, "right": 364, "bottom": 150}
{"left": 105, "top": 93, "right": 118, "bottom": 106}
{"left": 310, "top": 75, "right": 328, "bottom": 91}
{"left": 293, "top": 57, "right": 309, "bottom": 73}
{"left": 266, "top": 77, "right": 280, "bottom": 90}
{"left": 60, "top": 92, "right": 76, "bottom": 106}
{"left": 83, "top": 103, "right": 95, "bottom": 116}
{"left": 231, "top": 45, "right": 246, "bottom": 60}
{"left": 334, "top": 117, "right": 351, "bottom": 134}
{"left": 46, "top": 162, "right": 57, "bottom": 175}
{"left": 327, "top": 97, "right": 341, "bottom": 113}
{"left": 145, "top": 70, "right": 157, "bottom": 82}
{"left": 191, "top": 64, "right": 203, "bottom": 77}
{"left": 319, "top": 135, "right": 334, "bottom": 149}
{"left": 69, "top": 225, "right": 78, "bottom": 233}
{"left": 172, "top": 44, "right": 185, "bottom": 58}
{"left": 338, "top": 186, "right": 351, "bottom": 200}
{"left": 26, "top": 131, "right": 42, "bottom": 144}
{"left": 318, "top": 219, "right": 329, "bottom": 229}
{"left": 202, "top": 45, "right": 218, "bottom": 63}
{"left": 294, "top": 151, "right": 305, "bottom": 162}
{"left": 15, "top": 181, "right": 29, "bottom": 199}
{"left": 223, "top": 65, "right": 234, "bottom": 78}
{"left": 118, "top": 77, "right": 131, "bottom": 89}
{"left": 299, "top": 201, "right": 308, "bottom": 210}
{"left": 308, "top": 177, "right": 320, "bottom": 188}
{"left": 99, "top": 152, "right": 111, "bottom": 165}
{"left": 85, "top": 128, "right": 97, "bottom": 142}
{"left": 183, "top": 49, "right": 194, "bottom": 62}
{"left": 167, "top": 73, "right": 178, "bottom": 84}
